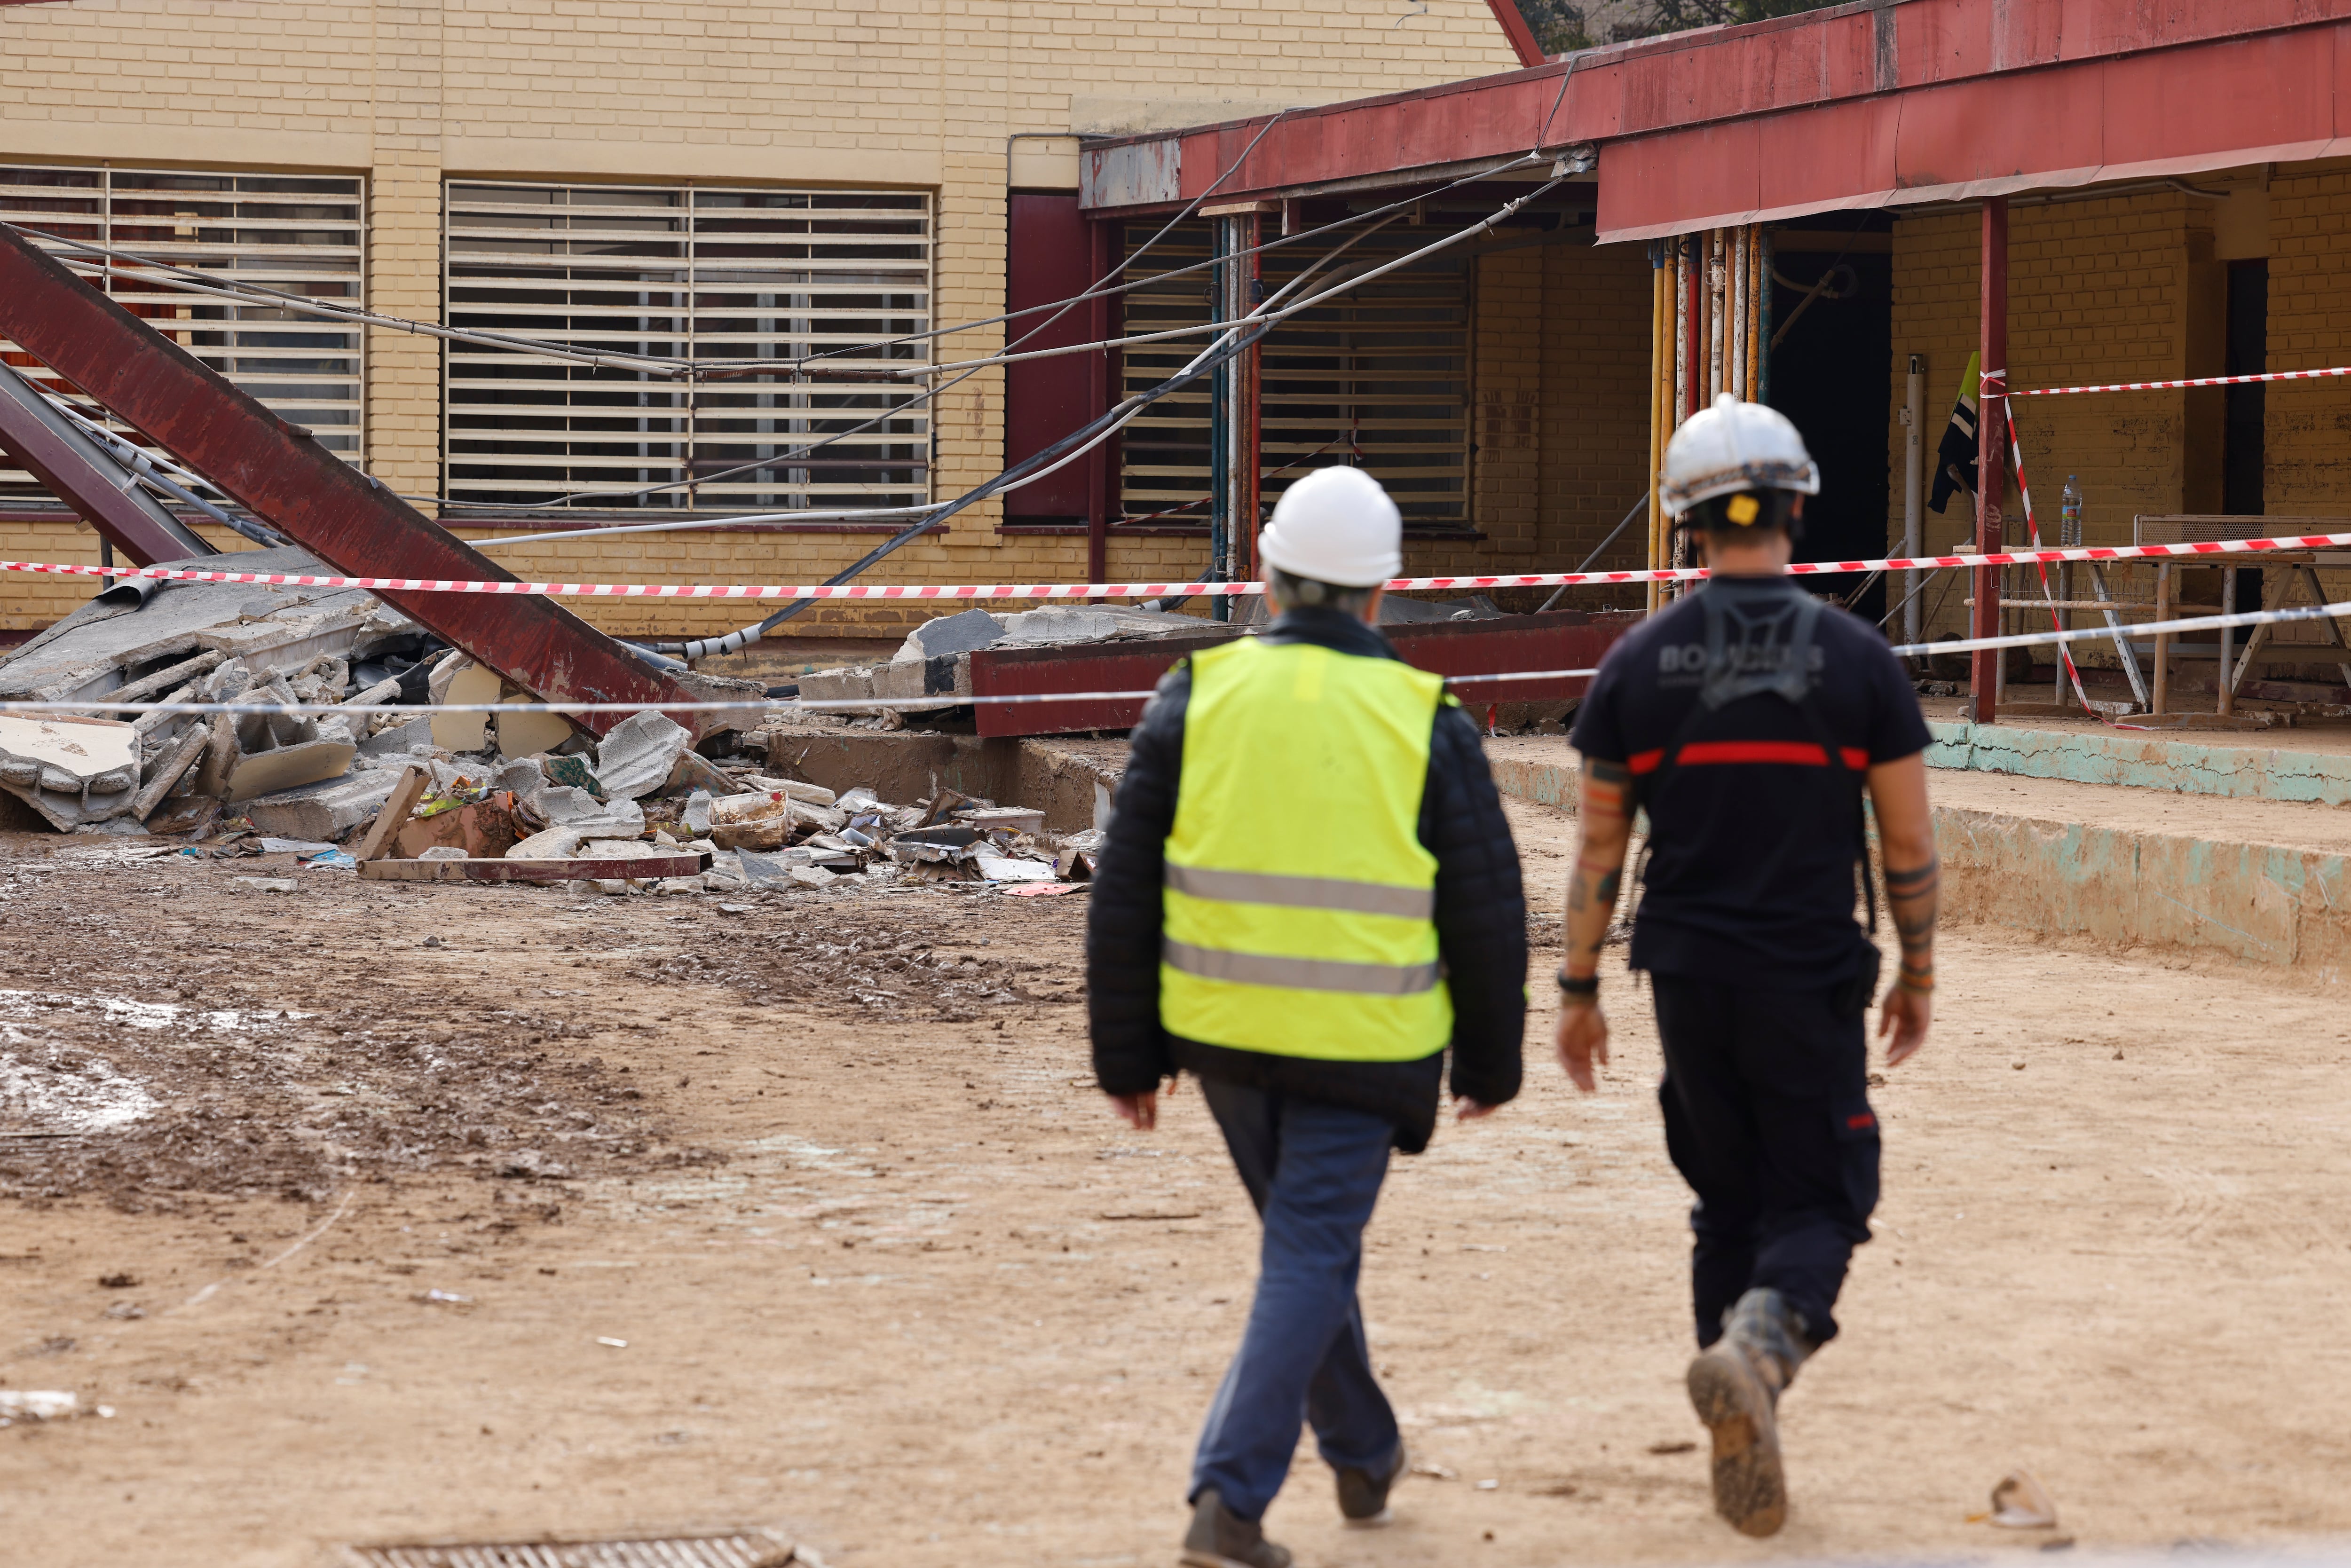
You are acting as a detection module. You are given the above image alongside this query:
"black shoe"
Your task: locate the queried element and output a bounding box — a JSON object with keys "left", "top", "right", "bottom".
{"left": 1180, "top": 1488, "right": 1292, "bottom": 1568}
{"left": 1334, "top": 1443, "right": 1408, "bottom": 1528}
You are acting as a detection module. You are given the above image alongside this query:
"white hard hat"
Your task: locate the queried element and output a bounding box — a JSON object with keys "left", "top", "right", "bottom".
{"left": 1258, "top": 466, "right": 1402, "bottom": 588}
{"left": 1659, "top": 392, "right": 1820, "bottom": 518}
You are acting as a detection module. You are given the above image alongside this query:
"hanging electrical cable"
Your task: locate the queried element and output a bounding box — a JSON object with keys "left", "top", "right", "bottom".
{"left": 667, "top": 177, "right": 1565, "bottom": 660}
{"left": 39, "top": 391, "right": 286, "bottom": 548}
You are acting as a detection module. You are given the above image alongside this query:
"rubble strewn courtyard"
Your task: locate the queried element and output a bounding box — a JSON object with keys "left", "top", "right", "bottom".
{"left": 4, "top": 801, "right": 2351, "bottom": 1566}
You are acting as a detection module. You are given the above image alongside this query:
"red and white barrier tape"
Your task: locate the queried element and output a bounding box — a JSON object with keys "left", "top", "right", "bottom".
{"left": 0, "top": 664, "right": 1607, "bottom": 719}
{"left": 14, "top": 594, "right": 2351, "bottom": 722}
{"left": 2005, "top": 364, "right": 2351, "bottom": 397}
{"left": 11, "top": 528, "right": 2351, "bottom": 602}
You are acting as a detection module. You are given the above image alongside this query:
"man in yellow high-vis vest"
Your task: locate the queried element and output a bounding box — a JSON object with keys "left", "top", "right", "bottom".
{"left": 1088, "top": 467, "right": 1528, "bottom": 1568}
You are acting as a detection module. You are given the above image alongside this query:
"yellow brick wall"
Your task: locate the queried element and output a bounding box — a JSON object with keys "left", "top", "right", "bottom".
{"left": 0, "top": 0, "right": 1522, "bottom": 636}
{"left": 2263, "top": 160, "right": 2351, "bottom": 520}
{"left": 1459, "top": 235, "right": 1652, "bottom": 599}
{"left": 1887, "top": 191, "right": 2216, "bottom": 644}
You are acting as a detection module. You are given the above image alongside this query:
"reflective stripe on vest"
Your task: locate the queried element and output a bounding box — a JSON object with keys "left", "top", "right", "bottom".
{"left": 1159, "top": 636, "right": 1451, "bottom": 1063}
{"left": 1162, "top": 863, "right": 1436, "bottom": 920}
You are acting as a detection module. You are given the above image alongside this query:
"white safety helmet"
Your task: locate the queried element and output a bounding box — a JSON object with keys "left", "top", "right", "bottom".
{"left": 1257, "top": 466, "right": 1403, "bottom": 589}
{"left": 1659, "top": 392, "right": 1821, "bottom": 519}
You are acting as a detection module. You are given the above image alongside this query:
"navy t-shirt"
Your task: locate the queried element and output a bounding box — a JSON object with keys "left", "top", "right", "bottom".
{"left": 1569, "top": 574, "right": 1933, "bottom": 990}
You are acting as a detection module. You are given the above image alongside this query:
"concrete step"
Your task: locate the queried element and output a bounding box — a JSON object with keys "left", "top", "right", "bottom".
{"left": 1486, "top": 737, "right": 2351, "bottom": 977}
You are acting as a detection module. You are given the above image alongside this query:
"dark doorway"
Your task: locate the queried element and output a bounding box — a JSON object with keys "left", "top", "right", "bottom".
{"left": 1767, "top": 226, "right": 1893, "bottom": 627}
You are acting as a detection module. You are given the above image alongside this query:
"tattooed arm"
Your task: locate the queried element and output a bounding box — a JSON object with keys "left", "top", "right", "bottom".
{"left": 1553, "top": 756, "right": 1634, "bottom": 1092}
{"left": 1866, "top": 752, "right": 1938, "bottom": 1065}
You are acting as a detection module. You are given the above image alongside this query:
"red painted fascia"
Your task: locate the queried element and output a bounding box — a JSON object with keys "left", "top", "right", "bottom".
{"left": 1081, "top": 0, "right": 2351, "bottom": 214}
{"left": 1485, "top": 0, "right": 1547, "bottom": 69}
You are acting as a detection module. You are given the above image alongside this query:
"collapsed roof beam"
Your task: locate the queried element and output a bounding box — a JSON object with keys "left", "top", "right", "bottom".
{"left": 0, "top": 358, "right": 213, "bottom": 566}
{"left": 0, "top": 224, "right": 710, "bottom": 737}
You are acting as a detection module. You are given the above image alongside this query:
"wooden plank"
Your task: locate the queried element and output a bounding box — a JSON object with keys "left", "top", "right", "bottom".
{"left": 352, "top": 764, "right": 432, "bottom": 864}
{"left": 357, "top": 852, "right": 710, "bottom": 885}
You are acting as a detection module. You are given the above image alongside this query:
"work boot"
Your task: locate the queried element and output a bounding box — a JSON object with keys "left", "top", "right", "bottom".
{"left": 1180, "top": 1489, "right": 1293, "bottom": 1568}
{"left": 1334, "top": 1443, "right": 1408, "bottom": 1528}
{"left": 1685, "top": 1287, "right": 1814, "bottom": 1538}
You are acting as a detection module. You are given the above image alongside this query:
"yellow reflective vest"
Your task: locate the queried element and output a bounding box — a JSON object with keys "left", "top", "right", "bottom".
{"left": 1159, "top": 635, "right": 1452, "bottom": 1062}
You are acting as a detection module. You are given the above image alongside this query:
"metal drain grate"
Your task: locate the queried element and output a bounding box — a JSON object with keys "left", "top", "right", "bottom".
{"left": 339, "top": 1530, "right": 802, "bottom": 1568}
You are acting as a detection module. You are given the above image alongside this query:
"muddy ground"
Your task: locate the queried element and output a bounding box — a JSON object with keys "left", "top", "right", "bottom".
{"left": 4, "top": 796, "right": 2351, "bottom": 1567}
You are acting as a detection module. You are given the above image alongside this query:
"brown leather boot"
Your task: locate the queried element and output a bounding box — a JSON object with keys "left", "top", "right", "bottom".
{"left": 1685, "top": 1288, "right": 1813, "bottom": 1537}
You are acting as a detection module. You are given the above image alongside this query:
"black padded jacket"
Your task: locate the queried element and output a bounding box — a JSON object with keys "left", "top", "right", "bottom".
{"left": 1085, "top": 607, "right": 1527, "bottom": 1153}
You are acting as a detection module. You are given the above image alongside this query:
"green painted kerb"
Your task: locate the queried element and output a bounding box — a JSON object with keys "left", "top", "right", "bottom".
{"left": 1927, "top": 721, "right": 2351, "bottom": 805}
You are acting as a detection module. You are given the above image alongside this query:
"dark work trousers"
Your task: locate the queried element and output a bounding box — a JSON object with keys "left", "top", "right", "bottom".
{"left": 1651, "top": 974, "right": 1880, "bottom": 1348}
{"left": 1189, "top": 1078, "right": 1403, "bottom": 1523}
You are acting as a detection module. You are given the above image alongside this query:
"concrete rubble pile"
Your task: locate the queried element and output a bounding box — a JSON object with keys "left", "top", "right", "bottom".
{"left": 349, "top": 712, "right": 1098, "bottom": 898}
{"left": 0, "top": 546, "right": 426, "bottom": 835}
{"left": 0, "top": 562, "right": 1109, "bottom": 896}
{"left": 0, "top": 552, "right": 757, "bottom": 860}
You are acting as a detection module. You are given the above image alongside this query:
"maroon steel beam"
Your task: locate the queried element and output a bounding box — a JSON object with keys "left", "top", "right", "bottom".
{"left": 0, "top": 225, "right": 706, "bottom": 736}
{"left": 1969, "top": 196, "right": 2007, "bottom": 726}
{"left": 969, "top": 610, "right": 1635, "bottom": 738}
{"left": 0, "top": 358, "right": 212, "bottom": 565}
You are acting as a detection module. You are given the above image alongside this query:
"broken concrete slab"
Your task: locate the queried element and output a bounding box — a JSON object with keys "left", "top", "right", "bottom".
{"left": 505, "top": 825, "right": 585, "bottom": 860}
{"left": 0, "top": 714, "right": 141, "bottom": 829}
{"left": 356, "top": 715, "right": 434, "bottom": 759}
{"left": 896, "top": 607, "right": 1005, "bottom": 661}
{"left": 996, "top": 604, "right": 1208, "bottom": 645}
{"left": 0, "top": 545, "right": 415, "bottom": 706}
{"left": 527, "top": 785, "right": 644, "bottom": 839}
{"left": 592, "top": 711, "right": 692, "bottom": 800}
{"left": 242, "top": 769, "right": 403, "bottom": 843}
{"left": 797, "top": 654, "right": 968, "bottom": 716}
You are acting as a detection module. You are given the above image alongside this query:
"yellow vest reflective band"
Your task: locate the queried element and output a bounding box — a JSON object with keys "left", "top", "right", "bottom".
{"left": 1160, "top": 636, "right": 1452, "bottom": 1062}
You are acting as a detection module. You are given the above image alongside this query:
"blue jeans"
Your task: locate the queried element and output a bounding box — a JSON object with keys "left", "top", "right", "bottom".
{"left": 1189, "top": 1079, "right": 1402, "bottom": 1523}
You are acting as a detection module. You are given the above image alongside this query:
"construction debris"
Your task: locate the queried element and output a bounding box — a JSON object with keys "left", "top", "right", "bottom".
{"left": 0, "top": 577, "right": 1097, "bottom": 901}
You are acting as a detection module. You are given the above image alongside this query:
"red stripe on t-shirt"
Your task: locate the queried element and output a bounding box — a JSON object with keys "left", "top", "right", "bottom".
{"left": 1626, "top": 743, "right": 1872, "bottom": 773}
{"left": 1676, "top": 740, "right": 1831, "bottom": 767}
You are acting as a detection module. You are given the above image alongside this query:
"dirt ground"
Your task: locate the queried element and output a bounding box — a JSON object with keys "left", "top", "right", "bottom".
{"left": 5, "top": 794, "right": 2351, "bottom": 1568}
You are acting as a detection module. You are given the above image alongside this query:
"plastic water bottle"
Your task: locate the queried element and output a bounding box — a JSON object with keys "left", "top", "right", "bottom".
{"left": 2060, "top": 476, "right": 2083, "bottom": 548}
{"left": 684, "top": 787, "right": 712, "bottom": 836}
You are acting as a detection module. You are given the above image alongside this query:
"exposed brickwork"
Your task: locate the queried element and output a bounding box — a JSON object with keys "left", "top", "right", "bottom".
{"left": 2263, "top": 164, "right": 2351, "bottom": 523}
{"left": 1460, "top": 236, "right": 1652, "bottom": 597}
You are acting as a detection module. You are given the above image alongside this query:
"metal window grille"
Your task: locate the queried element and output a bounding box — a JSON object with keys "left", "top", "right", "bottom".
{"left": 1118, "top": 220, "right": 1471, "bottom": 528}
{"left": 0, "top": 165, "right": 366, "bottom": 500}
{"left": 443, "top": 181, "right": 931, "bottom": 512}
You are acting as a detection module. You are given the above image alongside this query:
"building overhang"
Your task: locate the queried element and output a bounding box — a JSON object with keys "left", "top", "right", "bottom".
{"left": 1078, "top": 0, "right": 2351, "bottom": 241}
